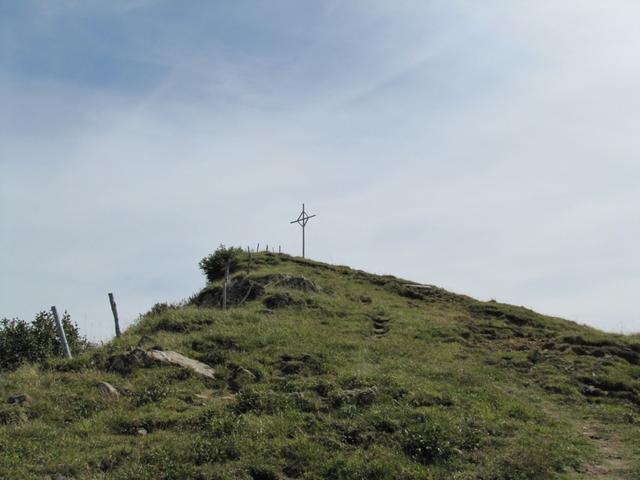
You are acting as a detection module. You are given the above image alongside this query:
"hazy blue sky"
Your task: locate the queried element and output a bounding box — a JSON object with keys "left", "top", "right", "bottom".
{"left": 2, "top": 1, "right": 639, "bottom": 339}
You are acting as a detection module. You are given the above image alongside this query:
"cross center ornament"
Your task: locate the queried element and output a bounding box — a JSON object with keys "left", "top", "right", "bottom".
{"left": 290, "top": 203, "right": 316, "bottom": 258}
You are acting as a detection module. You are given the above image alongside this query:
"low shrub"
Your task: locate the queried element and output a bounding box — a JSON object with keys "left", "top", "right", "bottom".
{"left": 199, "top": 245, "right": 244, "bottom": 282}
{"left": 0, "top": 311, "right": 88, "bottom": 371}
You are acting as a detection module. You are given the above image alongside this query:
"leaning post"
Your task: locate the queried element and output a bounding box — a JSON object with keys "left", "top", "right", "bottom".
{"left": 108, "top": 293, "right": 122, "bottom": 338}
{"left": 51, "top": 306, "right": 72, "bottom": 359}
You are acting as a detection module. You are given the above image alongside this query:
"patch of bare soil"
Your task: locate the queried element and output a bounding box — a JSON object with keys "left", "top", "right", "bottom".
{"left": 580, "top": 422, "right": 634, "bottom": 479}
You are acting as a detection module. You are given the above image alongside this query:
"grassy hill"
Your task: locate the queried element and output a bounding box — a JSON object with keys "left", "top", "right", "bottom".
{"left": 1, "top": 253, "right": 639, "bottom": 480}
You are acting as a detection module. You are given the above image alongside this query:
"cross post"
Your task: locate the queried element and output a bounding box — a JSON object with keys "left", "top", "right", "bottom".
{"left": 290, "top": 203, "right": 316, "bottom": 258}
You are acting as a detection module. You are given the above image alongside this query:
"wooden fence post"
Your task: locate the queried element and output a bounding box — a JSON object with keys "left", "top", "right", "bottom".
{"left": 51, "top": 306, "right": 72, "bottom": 359}
{"left": 108, "top": 293, "right": 122, "bottom": 338}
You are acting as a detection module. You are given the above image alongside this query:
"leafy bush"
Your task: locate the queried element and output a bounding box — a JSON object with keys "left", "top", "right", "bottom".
{"left": 199, "top": 244, "right": 244, "bottom": 282}
{"left": 0, "top": 311, "right": 87, "bottom": 370}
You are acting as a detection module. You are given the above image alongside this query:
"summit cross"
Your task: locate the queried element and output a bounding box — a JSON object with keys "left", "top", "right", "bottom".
{"left": 290, "top": 203, "right": 316, "bottom": 258}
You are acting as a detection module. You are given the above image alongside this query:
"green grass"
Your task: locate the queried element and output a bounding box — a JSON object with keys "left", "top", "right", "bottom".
{"left": 1, "top": 253, "right": 639, "bottom": 479}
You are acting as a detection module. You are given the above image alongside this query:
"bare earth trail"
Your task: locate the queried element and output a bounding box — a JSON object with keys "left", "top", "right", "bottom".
{"left": 539, "top": 400, "right": 637, "bottom": 480}
{"left": 578, "top": 420, "right": 635, "bottom": 480}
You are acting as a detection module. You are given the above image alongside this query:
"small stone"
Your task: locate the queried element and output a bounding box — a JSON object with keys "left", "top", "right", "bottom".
{"left": 97, "top": 382, "right": 120, "bottom": 399}
{"left": 137, "top": 335, "right": 155, "bottom": 347}
{"left": 193, "top": 390, "right": 214, "bottom": 403}
{"left": 136, "top": 428, "right": 148, "bottom": 436}
{"left": 7, "top": 394, "right": 32, "bottom": 406}
{"left": 230, "top": 367, "right": 257, "bottom": 391}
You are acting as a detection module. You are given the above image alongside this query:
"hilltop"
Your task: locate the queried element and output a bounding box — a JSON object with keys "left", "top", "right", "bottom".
{"left": 1, "top": 252, "right": 639, "bottom": 480}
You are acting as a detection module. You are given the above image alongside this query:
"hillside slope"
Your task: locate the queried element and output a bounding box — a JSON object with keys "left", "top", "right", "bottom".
{"left": 1, "top": 253, "right": 639, "bottom": 480}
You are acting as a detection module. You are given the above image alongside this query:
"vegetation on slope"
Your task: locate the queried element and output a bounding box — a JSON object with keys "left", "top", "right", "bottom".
{"left": 1, "top": 252, "right": 639, "bottom": 479}
{"left": 0, "top": 311, "right": 87, "bottom": 371}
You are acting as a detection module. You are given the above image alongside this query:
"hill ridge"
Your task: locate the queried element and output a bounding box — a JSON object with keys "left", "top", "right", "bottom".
{"left": 1, "top": 252, "right": 639, "bottom": 479}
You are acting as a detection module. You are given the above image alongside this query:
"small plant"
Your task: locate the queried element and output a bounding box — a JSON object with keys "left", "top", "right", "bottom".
{"left": 199, "top": 244, "right": 244, "bottom": 282}
{"left": 0, "top": 311, "right": 87, "bottom": 371}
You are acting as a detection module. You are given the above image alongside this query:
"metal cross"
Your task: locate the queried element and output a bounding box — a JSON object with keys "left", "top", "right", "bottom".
{"left": 290, "top": 203, "right": 316, "bottom": 258}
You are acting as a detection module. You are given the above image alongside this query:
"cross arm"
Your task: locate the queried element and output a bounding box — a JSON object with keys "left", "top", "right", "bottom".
{"left": 290, "top": 214, "right": 316, "bottom": 224}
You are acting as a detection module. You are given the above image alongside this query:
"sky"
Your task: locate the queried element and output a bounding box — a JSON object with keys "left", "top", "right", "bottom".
{"left": 1, "top": 0, "right": 639, "bottom": 340}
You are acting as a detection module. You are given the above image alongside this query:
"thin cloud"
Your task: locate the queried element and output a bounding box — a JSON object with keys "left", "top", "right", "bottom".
{"left": 1, "top": 1, "right": 639, "bottom": 338}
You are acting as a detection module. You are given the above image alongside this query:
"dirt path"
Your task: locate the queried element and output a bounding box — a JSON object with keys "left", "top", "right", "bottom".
{"left": 579, "top": 421, "right": 634, "bottom": 479}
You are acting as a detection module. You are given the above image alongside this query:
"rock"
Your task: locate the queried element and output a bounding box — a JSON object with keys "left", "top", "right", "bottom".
{"left": 193, "top": 390, "right": 214, "bottom": 403}
{"left": 279, "top": 353, "right": 326, "bottom": 376}
{"left": 146, "top": 349, "right": 215, "bottom": 379}
{"left": 359, "top": 295, "right": 372, "bottom": 304}
{"left": 137, "top": 335, "right": 155, "bottom": 347}
{"left": 229, "top": 367, "right": 257, "bottom": 391}
{"left": 7, "top": 394, "right": 32, "bottom": 406}
{"left": 582, "top": 385, "right": 605, "bottom": 397}
{"left": 272, "top": 275, "right": 318, "bottom": 292}
{"left": 195, "top": 278, "right": 266, "bottom": 308}
{"left": 108, "top": 348, "right": 215, "bottom": 379}
{"left": 107, "top": 348, "right": 150, "bottom": 375}
{"left": 97, "top": 382, "right": 120, "bottom": 399}
{"left": 136, "top": 428, "right": 148, "bottom": 436}
{"left": 263, "top": 292, "right": 299, "bottom": 309}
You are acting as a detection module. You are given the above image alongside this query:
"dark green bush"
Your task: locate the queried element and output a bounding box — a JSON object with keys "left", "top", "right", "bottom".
{"left": 0, "top": 311, "right": 87, "bottom": 371}
{"left": 199, "top": 244, "right": 244, "bottom": 282}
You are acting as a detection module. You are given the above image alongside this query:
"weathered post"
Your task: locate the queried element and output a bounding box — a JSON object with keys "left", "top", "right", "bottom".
{"left": 279, "top": 245, "right": 281, "bottom": 254}
{"left": 108, "top": 293, "right": 122, "bottom": 338}
{"left": 256, "top": 243, "right": 260, "bottom": 252}
{"left": 51, "top": 306, "right": 72, "bottom": 359}
{"left": 222, "top": 263, "right": 230, "bottom": 310}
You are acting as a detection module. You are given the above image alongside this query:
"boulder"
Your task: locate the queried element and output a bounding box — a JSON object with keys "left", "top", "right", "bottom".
{"left": 107, "top": 348, "right": 150, "bottom": 375}
{"left": 263, "top": 292, "right": 300, "bottom": 309}
{"left": 146, "top": 349, "right": 215, "bottom": 380}
{"left": 108, "top": 348, "right": 215, "bottom": 379}
{"left": 97, "top": 382, "right": 120, "bottom": 399}
{"left": 195, "top": 278, "right": 266, "bottom": 308}
{"left": 7, "top": 394, "right": 32, "bottom": 406}
{"left": 229, "top": 367, "right": 257, "bottom": 391}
